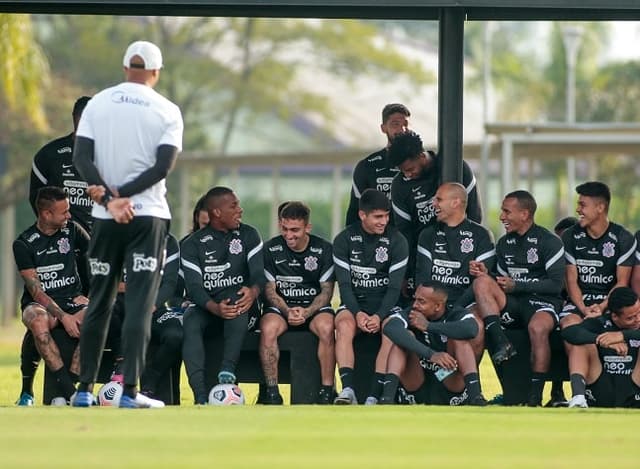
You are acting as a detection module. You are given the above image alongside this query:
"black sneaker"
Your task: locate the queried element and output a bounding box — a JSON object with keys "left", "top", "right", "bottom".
{"left": 491, "top": 342, "right": 517, "bottom": 365}
{"left": 468, "top": 394, "right": 489, "bottom": 406}
{"left": 316, "top": 387, "right": 336, "bottom": 405}
{"left": 526, "top": 390, "right": 542, "bottom": 407}
{"left": 544, "top": 390, "right": 568, "bottom": 408}
{"left": 260, "top": 388, "right": 284, "bottom": 405}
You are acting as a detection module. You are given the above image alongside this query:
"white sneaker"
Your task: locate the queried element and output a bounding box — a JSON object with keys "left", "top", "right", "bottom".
{"left": 568, "top": 395, "right": 588, "bottom": 408}
{"left": 134, "top": 393, "right": 165, "bottom": 408}
{"left": 334, "top": 387, "right": 358, "bottom": 405}
{"left": 51, "top": 397, "right": 68, "bottom": 406}
{"left": 364, "top": 396, "right": 378, "bottom": 405}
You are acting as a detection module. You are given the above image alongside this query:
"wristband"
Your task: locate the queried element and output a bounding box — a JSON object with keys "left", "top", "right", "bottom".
{"left": 100, "top": 193, "right": 113, "bottom": 208}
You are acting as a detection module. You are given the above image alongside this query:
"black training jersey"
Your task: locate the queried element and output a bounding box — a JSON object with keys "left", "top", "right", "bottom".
{"left": 345, "top": 148, "right": 400, "bottom": 226}
{"left": 13, "top": 221, "right": 89, "bottom": 309}
{"left": 30, "top": 133, "right": 94, "bottom": 233}
{"left": 496, "top": 224, "right": 565, "bottom": 298}
{"left": 416, "top": 219, "right": 495, "bottom": 305}
{"left": 565, "top": 315, "right": 640, "bottom": 380}
{"left": 333, "top": 223, "right": 408, "bottom": 318}
{"left": 633, "top": 230, "right": 640, "bottom": 267}
{"left": 563, "top": 222, "right": 635, "bottom": 296}
{"left": 264, "top": 233, "right": 334, "bottom": 307}
{"left": 180, "top": 224, "right": 264, "bottom": 309}
{"left": 391, "top": 156, "right": 481, "bottom": 251}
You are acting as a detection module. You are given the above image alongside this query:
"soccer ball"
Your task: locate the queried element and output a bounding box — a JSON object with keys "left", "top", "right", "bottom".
{"left": 97, "top": 381, "right": 123, "bottom": 407}
{"left": 208, "top": 383, "right": 245, "bottom": 406}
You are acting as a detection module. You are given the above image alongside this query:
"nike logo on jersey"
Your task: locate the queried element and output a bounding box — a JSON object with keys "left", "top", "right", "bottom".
{"left": 62, "top": 164, "right": 74, "bottom": 168}
{"left": 575, "top": 246, "right": 587, "bottom": 250}
{"left": 375, "top": 168, "right": 386, "bottom": 172}
{"left": 412, "top": 187, "right": 421, "bottom": 193}
{"left": 275, "top": 259, "right": 287, "bottom": 264}
{"left": 36, "top": 249, "right": 48, "bottom": 255}
{"left": 205, "top": 250, "right": 216, "bottom": 256}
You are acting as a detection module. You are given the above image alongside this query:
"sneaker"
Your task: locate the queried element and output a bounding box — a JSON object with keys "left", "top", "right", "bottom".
{"left": 568, "top": 394, "right": 588, "bottom": 409}
{"left": 119, "top": 393, "right": 165, "bottom": 409}
{"left": 544, "top": 390, "right": 568, "bottom": 408}
{"left": 16, "top": 392, "right": 34, "bottom": 406}
{"left": 50, "top": 397, "right": 68, "bottom": 406}
{"left": 526, "top": 390, "right": 542, "bottom": 407}
{"left": 364, "top": 396, "right": 378, "bottom": 405}
{"left": 71, "top": 391, "right": 94, "bottom": 407}
{"left": 378, "top": 396, "right": 395, "bottom": 405}
{"left": 259, "top": 388, "right": 283, "bottom": 405}
{"left": 334, "top": 387, "right": 358, "bottom": 405}
{"left": 491, "top": 342, "right": 517, "bottom": 365}
{"left": 488, "top": 394, "right": 504, "bottom": 405}
{"left": 316, "top": 387, "right": 336, "bottom": 405}
{"left": 468, "top": 394, "right": 489, "bottom": 407}
{"left": 218, "top": 371, "right": 236, "bottom": 384}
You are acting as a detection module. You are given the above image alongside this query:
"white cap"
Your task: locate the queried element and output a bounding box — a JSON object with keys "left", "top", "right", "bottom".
{"left": 122, "top": 40, "right": 163, "bottom": 70}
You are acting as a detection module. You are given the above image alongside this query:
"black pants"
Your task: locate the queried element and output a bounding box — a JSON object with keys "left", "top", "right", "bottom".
{"left": 141, "top": 307, "right": 184, "bottom": 393}
{"left": 79, "top": 217, "right": 168, "bottom": 387}
{"left": 182, "top": 304, "right": 258, "bottom": 401}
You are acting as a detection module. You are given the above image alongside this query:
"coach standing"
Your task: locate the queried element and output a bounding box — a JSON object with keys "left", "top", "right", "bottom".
{"left": 71, "top": 41, "right": 183, "bottom": 408}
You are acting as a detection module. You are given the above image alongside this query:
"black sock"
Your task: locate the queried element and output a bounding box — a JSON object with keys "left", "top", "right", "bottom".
{"left": 369, "top": 372, "right": 385, "bottom": 399}
{"left": 380, "top": 373, "right": 400, "bottom": 402}
{"left": 52, "top": 367, "right": 77, "bottom": 400}
{"left": 530, "top": 372, "right": 546, "bottom": 401}
{"left": 20, "top": 331, "right": 40, "bottom": 396}
{"left": 550, "top": 380, "right": 565, "bottom": 399}
{"left": 464, "top": 372, "right": 482, "bottom": 400}
{"left": 484, "top": 315, "right": 509, "bottom": 349}
{"left": 339, "top": 367, "right": 354, "bottom": 390}
{"left": 267, "top": 384, "right": 280, "bottom": 394}
{"left": 124, "top": 384, "right": 137, "bottom": 399}
{"left": 321, "top": 384, "right": 334, "bottom": 394}
{"left": 570, "top": 373, "right": 586, "bottom": 397}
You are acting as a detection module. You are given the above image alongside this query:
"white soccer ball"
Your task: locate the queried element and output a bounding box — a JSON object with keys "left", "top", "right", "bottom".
{"left": 208, "top": 383, "right": 245, "bottom": 406}
{"left": 97, "top": 381, "right": 123, "bottom": 407}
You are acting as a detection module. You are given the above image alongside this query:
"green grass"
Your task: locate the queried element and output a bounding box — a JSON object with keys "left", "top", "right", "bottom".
{"left": 0, "top": 323, "right": 638, "bottom": 468}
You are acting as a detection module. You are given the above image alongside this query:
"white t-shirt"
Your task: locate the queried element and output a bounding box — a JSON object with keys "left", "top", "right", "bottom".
{"left": 76, "top": 81, "right": 183, "bottom": 220}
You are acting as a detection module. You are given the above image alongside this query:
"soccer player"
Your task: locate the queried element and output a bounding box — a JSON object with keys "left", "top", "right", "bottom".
{"left": 473, "top": 190, "right": 565, "bottom": 406}
{"left": 631, "top": 229, "right": 640, "bottom": 298}
{"left": 388, "top": 130, "right": 481, "bottom": 300}
{"left": 380, "top": 284, "right": 488, "bottom": 406}
{"left": 415, "top": 182, "right": 495, "bottom": 310}
{"left": 181, "top": 186, "right": 264, "bottom": 405}
{"left": 259, "top": 201, "right": 336, "bottom": 404}
{"left": 72, "top": 40, "right": 183, "bottom": 408}
{"left": 561, "top": 182, "right": 635, "bottom": 326}
{"left": 333, "top": 189, "right": 408, "bottom": 404}
{"left": 344, "top": 103, "right": 410, "bottom": 226}
{"left": 13, "top": 187, "right": 89, "bottom": 404}
{"left": 29, "top": 96, "right": 94, "bottom": 233}
{"left": 562, "top": 287, "right": 640, "bottom": 408}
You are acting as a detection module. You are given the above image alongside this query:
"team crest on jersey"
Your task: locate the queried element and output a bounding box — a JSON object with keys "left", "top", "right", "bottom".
{"left": 602, "top": 242, "right": 615, "bottom": 258}
{"left": 527, "top": 247, "right": 538, "bottom": 264}
{"left": 229, "top": 239, "right": 243, "bottom": 255}
{"left": 460, "top": 238, "right": 474, "bottom": 254}
{"left": 57, "top": 237, "right": 70, "bottom": 254}
{"left": 304, "top": 256, "right": 318, "bottom": 272}
{"left": 375, "top": 246, "right": 388, "bottom": 263}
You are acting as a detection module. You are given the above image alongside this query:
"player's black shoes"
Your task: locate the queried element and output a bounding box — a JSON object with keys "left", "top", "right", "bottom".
{"left": 491, "top": 342, "right": 517, "bottom": 365}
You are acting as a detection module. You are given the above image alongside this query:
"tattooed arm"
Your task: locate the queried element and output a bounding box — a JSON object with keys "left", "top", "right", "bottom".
{"left": 264, "top": 281, "right": 291, "bottom": 316}
{"left": 304, "top": 281, "right": 334, "bottom": 318}
{"left": 20, "top": 269, "right": 66, "bottom": 320}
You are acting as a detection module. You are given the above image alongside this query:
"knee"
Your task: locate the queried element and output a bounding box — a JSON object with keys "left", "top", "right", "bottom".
{"left": 472, "top": 275, "right": 491, "bottom": 293}
{"left": 528, "top": 317, "right": 553, "bottom": 339}
{"left": 314, "top": 318, "right": 335, "bottom": 343}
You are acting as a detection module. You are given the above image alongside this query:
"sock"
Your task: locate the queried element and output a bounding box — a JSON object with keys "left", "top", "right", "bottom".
{"left": 266, "top": 384, "right": 280, "bottom": 395}
{"left": 124, "top": 384, "right": 137, "bottom": 399}
{"left": 550, "top": 380, "right": 565, "bottom": 399}
{"left": 484, "top": 315, "right": 508, "bottom": 349}
{"left": 20, "top": 331, "right": 40, "bottom": 396}
{"left": 570, "top": 373, "right": 586, "bottom": 397}
{"left": 369, "top": 372, "right": 385, "bottom": 399}
{"left": 338, "top": 367, "right": 354, "bottom": 390}
{"left": 52, "top": 367, "right": 77, "bottom": 400}
{"left": 321, "top": 384, "right": 334, "bottom": 394}
{"left": 380, "top": 373, "right": 400, "bottom": 402}
{"left": 464, "top": 372, "right": 482, "bottom": 400}
{"left": 529, "top": 372, "right": 546, "bottom": 402}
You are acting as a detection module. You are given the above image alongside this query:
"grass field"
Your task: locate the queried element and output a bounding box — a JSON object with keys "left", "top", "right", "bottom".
{"left": 1, "top": 322, "right": 639, "bottom": 468}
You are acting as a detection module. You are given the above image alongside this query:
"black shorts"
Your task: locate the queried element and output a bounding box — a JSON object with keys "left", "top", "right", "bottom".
{"left": 24, "top": 299, "right": 86, "bottom": 315}
{"left": 263, "top": 305, "right": 334, "bottom": 331}
{"left": 403, "top": 364, "right": 468, "bottom": 406}
{"left": 500, "top": 294, "right": 562, "bottom": 329}
{"left": 560, "top": 293, "right": 607, "bottom": 319}
{"left": 586, "top": 372, "right": 640, "bottom": 408}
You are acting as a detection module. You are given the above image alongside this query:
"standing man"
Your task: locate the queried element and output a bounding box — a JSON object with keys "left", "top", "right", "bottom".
{"left": 333, "top": 189, "right": 408, "bottom": 404}
{"left": 260, "top": 201, "right": 336, "bottom": 404}
{"left": 388, "top": 130, "right": 481, "bottom": 301}
{"left": 72, "top": 40, "right": 183, "bottom": 408}
{"left": 181, "top": 187, "right": 264, "bottom": 405}
{"left": 13, "top": 187, "right": 89, "bottom": 405}
{"left": 473, "top": 190, "right": 565, "bottom": 406}
{"left": 345, "top": 103, "right": 410, "bottom": 226}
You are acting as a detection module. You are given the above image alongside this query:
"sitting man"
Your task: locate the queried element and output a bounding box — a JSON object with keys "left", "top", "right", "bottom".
{"left": 181, "top": 186, "right": 264, "bottom": 404}
{"left": 380, "top": 283, "right": 487, "bottom": 405}
{"left": 473, "top": 190, "right": 565, "bottom": 406}
{"left": 13, "top": 186, "right": 90, "bottom": 404}
{"left": 333, "top": 189, "right": 408, "bottom": 404}
{"left": 562, "top": 287, "right": 640, "bottom": 408}
{"left": 259, "top": 201, "right": 336, "bottom": 404}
